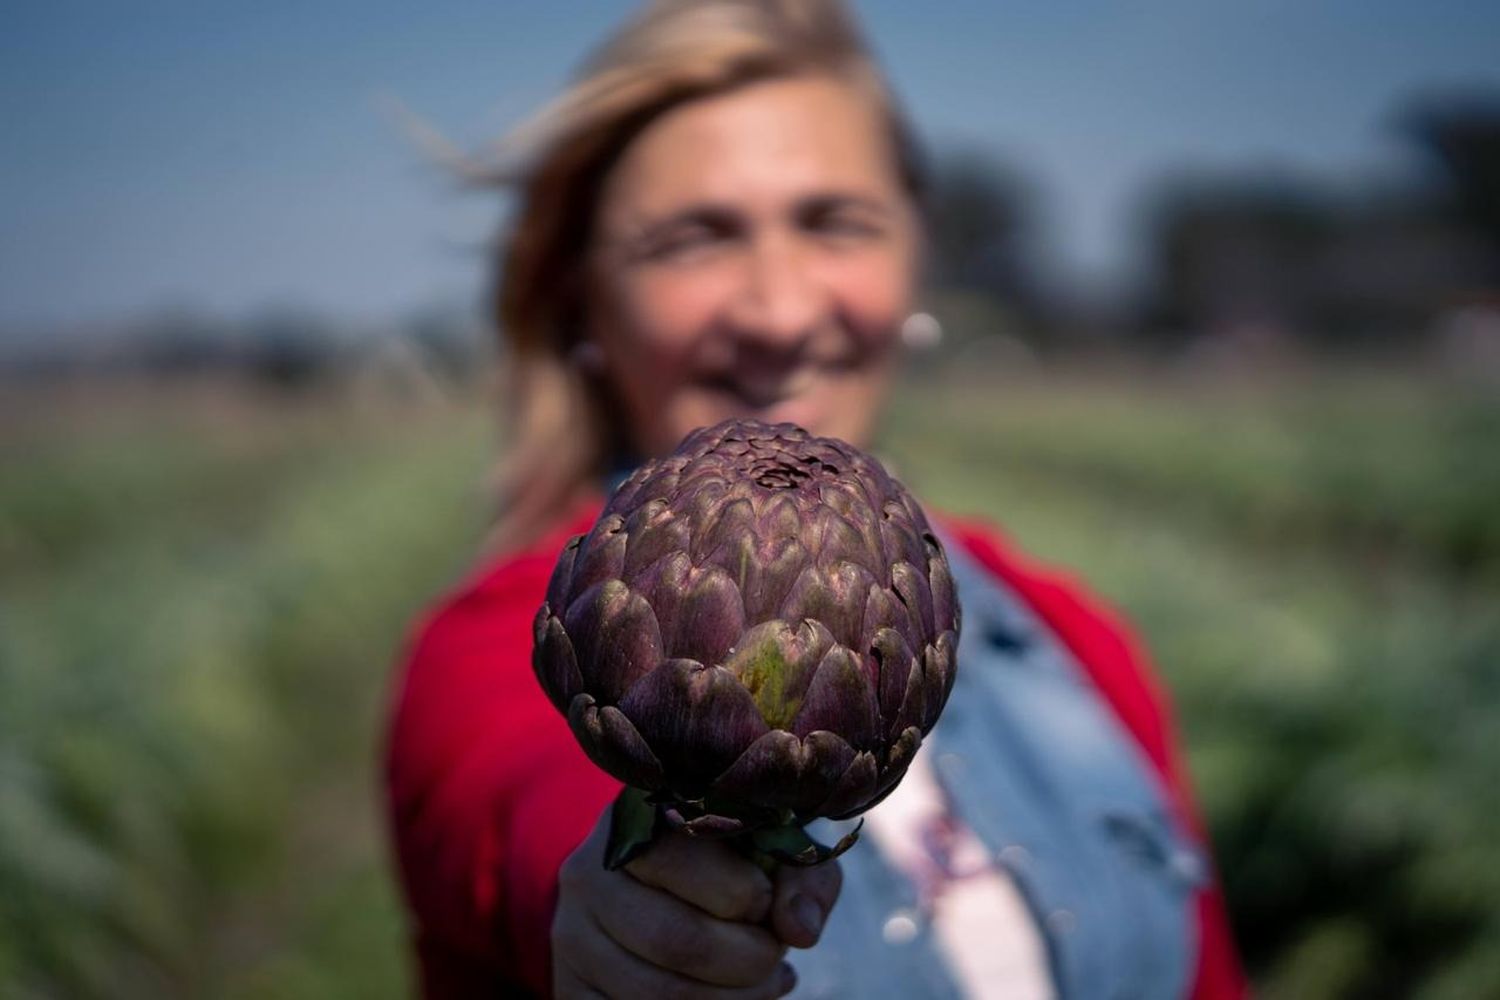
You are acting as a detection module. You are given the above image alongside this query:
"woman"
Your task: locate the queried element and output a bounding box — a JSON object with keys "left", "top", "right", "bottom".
{"left": 384, "top": 1, "right": 1246, "bottom": 997}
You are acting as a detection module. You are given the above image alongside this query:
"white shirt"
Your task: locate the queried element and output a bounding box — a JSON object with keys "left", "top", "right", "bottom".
{"left": 863, "top": 751, "right": 1056, "bottom": 999}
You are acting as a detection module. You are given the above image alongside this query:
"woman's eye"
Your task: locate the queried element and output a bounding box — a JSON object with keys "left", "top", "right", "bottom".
{"left": 809, "top": 210, "right": 883, "bottom": 242}
{"left": 643, "top": 223, "right": 726, "bottom": 262}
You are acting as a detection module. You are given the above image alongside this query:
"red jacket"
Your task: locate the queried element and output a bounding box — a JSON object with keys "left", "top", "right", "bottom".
{"left": 384, "top": 499, "right": 1247, "bottom": 997}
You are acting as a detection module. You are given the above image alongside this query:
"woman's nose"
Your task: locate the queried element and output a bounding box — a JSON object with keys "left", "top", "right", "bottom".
{"left": 724, "top": 234, "right": 827, "bottom": 349}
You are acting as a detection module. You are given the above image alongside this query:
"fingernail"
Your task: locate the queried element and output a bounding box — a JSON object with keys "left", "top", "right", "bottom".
{"left": 778, "top": 961, "right": 798, "bottom": 995}
{"left": 792, "top": 893, "right": 824, "bottom": 938}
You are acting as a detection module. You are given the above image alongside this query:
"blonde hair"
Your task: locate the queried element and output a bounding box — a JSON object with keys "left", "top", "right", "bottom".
{"left": 483, "top": 0, "right": 926, "bottom": 552}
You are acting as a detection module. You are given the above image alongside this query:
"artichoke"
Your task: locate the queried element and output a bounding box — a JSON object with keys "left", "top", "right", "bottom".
{"left": 532, "top": 419, "right": 960, "bottom": 865}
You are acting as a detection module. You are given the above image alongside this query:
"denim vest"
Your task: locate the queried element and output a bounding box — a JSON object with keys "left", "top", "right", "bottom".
{"left": 786, "top": 536, "right": 1204, "bottom": 999}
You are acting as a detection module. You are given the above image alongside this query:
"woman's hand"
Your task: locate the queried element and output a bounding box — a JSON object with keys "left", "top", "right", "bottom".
{"left": 552, "top": 805, "right": 842, "bottom": 999}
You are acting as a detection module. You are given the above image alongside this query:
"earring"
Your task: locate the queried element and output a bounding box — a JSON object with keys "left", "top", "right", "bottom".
{"left": 568, "top": 341, "right": 606, "bottom": 374}
{"left": 900, "top": 311, "right": 943, "bottom": 350}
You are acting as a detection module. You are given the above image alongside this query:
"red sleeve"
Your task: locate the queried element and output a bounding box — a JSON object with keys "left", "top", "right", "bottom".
{"left": 383, "top": 506, "right": 619, "bottom": 997}
{"left": 944, "top": 516, "right": 1249, "bottom": 1000}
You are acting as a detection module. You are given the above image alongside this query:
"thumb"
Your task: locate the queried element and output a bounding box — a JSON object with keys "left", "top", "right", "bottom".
{"left": 770, "top": 859, "right": 843, "bottom": 949}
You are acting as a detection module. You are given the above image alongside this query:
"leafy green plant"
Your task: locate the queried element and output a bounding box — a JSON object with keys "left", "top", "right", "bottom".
{"left": 3, "top": 370, "right": 1496, "bottom": 997}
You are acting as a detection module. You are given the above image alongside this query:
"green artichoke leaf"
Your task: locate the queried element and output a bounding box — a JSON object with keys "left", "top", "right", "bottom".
{"left": 747, "top": 819, "right": 863, "bottom": 867}
{"left": 604, "top": 785, "right": 661, "bottom": 870}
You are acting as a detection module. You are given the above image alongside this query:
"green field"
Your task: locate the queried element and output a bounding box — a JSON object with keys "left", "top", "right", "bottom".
{"left": 2, "top": 369, "right": 1497, "bottom": 998}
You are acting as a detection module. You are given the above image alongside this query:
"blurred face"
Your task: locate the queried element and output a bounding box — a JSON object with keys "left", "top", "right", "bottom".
{"left": 584, "top": 74, "right": 921, "bottom": 457}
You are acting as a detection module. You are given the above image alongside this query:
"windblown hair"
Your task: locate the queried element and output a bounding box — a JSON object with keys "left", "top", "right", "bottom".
{"left": 483, "top": 0, "right": 926, "bottom": 552}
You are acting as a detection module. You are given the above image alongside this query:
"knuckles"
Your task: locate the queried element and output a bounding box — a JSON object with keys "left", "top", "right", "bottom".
{"left": 726, "top": 871, "right": 776, "bottom": 923}
{"left": 646, "top": 910, "right": 713, "bottom": 972}
{"left": 553, "top": 810, "right": 797, "bottom": 994}
{"left": 629, "top": 833, "right": 774, "bottom": 924}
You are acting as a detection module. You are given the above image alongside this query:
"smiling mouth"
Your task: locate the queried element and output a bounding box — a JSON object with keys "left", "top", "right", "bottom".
{"left": 704, "top": 370, "right": 815, "bottom": 409}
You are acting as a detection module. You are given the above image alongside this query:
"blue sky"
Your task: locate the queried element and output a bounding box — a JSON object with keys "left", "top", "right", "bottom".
{"left": 3, "top": 1, "right": 1499, "bottom": 331}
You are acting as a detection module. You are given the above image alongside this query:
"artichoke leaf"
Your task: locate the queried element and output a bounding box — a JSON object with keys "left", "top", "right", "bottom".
{"left": 604, "top": 785, "right": 661, "bottom": 871}
{"left": 746, "top": 819, "right": 863, "bottom": 868}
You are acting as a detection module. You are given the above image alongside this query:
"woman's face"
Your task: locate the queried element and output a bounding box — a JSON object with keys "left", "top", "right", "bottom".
{"left": 585, "top": 74, "right": 921, "bottom": 457}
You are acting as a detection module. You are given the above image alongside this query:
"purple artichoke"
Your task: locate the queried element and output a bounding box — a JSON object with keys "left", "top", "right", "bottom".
{"left": 532, "top": 419, "right": 959, "bottom": 861}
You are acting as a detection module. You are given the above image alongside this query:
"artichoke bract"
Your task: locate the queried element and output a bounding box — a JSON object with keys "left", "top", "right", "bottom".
{"left": 532, "top": 419, "right": 960, "bottom": 866}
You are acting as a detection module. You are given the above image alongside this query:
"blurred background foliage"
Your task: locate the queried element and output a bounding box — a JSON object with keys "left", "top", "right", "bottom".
{"left": 4, "top": 19, "right": 1500, "bottom": 998}
{"left": 3, "top": 360, "right": 1498, "bottom": 998}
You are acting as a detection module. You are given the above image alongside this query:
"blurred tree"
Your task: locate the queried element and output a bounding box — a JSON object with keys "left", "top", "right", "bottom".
{"left": 922, "top": 150, "right": 1050, "bottom": 339}
{"left": 1136, "top": 91, "right": 1500, "bottom": 353}
{"left": 1137, "top": 177, "right": 1333, "bottom": 345}
{"left": 242, "top": 307, "right": 341, "bottom": 391}
{"left": 1402, "top": 92, "right": 1500, "bottom": 282}
{"left": 403, "top": 304, "right": 484, "bottom": 384}
{"left": 1138, "top": 176, "right": 1494, "bottom": 349}
{"left": 129, "top": 308, "right": 239, "bottom": 376}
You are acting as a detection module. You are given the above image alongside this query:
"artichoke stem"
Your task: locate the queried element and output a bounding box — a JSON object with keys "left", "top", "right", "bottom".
{"left": 604, "top": 786, "right": 864, "bottom": 874}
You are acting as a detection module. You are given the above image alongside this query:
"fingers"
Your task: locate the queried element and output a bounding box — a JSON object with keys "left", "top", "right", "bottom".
{"left": 555, "top": 903, "right": 797, "bottom": 1000}
{"left": 593, "top": 869, "right": 788, "bottom": 987}
{"left": 626, "top": 829, "right": 775, "bottom": 923}
{"left": 551, "top": 958, "right": 608, "bottom": 999}
{"left": 555, "top": 808, "right": 792, "bottom": 995}
{"left": 770, "top": 858, "right": 843, "bottom": 949}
